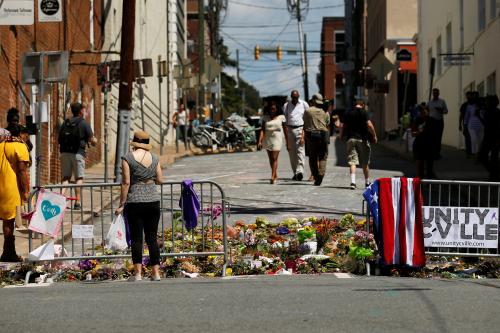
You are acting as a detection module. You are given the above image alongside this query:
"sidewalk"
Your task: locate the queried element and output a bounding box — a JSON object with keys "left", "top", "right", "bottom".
{"left": 1, "top": 143, "right": 195, "bottom": 260}
{"left": 379, "top": 138, "right": 489, "bottom": 181}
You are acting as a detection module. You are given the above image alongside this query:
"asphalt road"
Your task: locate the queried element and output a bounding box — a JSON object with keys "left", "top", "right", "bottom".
{"left": 1, "top": 275, "right": 499, "bottom": 333}
{"left": 164, "top": 137, "right": 414, "bottom": 223}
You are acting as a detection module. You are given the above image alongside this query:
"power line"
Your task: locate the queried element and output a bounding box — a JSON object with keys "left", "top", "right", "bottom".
{"left": 221, "top": 21, "right": 322, "bottom": 28}
{"left": 230, "top": 0, "right": 343, "bottom": 11}
{"left": 269, "top": 17, "right": 293, "bottom": 45}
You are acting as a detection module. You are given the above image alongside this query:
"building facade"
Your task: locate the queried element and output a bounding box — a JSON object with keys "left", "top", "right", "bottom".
{"left": 363, "top": 0, "right": 418, "bottom": 137}
{"left": 101, "top": 0, "right": 186, "bottom": 158}
{"left": 417, "top": 0, "right": 500, "bottom": 148}
{"left": 318, "top": 17, "right": 345, "bottom": 109}
{"left": 0, "top": 0, "right": 103, "bottom": 185}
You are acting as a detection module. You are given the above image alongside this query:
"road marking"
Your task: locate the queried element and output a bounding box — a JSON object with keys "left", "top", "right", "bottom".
{"left": 200, "top": 171, "right": 246, "bottom": 181}
{"left": 4, "top": 282, "right": 53, "bottom": 288}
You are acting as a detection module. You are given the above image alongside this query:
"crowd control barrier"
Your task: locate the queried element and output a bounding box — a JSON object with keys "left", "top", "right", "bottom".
{"left": 27, "top": 181, "right": 229, "bottom": 274}
{"left": 365, "top": 179, "right": 500, "bottom": 258}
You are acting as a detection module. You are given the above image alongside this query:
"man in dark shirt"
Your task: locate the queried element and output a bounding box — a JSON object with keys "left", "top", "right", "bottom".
{"left": 478, "top": 95, "right": 500, "bottom": 180}
{"left": 59, "top": 102, "right": 96, "bottom": 208}
{"left": 339, "top": 101, "right": 377, "bottom": 189}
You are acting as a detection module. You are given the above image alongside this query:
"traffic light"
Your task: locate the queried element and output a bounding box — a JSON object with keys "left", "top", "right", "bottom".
{"left": 254, "top": 45, "right": 260, "bottom": 60}
{"left": 277, "top": 46, "right": 282, "bottom": 61}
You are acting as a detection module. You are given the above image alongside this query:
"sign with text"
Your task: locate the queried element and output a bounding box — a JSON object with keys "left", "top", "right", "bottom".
{"left": 0, "top": 0, "right": 34, "bottom": 25}
{"left": 72, "top": 225, "right": 94, "bottom": 239}
{"left": 38, "top": 0, "right": 62, "bottom": 22}
{"left": 423, "top": 206, "right": 499, "bottom": 248}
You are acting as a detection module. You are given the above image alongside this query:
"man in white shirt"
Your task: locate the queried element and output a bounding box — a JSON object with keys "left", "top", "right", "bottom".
{"left": 427, "top": 88, "right": 448, "bottom": 160}
{"left": 283, "top": 90, "right": 309, "bottom": 180}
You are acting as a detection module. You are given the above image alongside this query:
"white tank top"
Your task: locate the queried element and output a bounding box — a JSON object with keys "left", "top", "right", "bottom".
{"left": 177, "top": 110, "right": 186, "bottom": 126}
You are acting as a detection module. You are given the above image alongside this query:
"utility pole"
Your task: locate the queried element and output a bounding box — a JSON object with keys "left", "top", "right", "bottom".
{"left": 344, "top": 0, "right": 354, "bottom": 111}
{"left": 198, "top": 0, "right": 205, "bottom": 117}
{"left": 303, "top": 33, "right": 309, "bottom": 100}
{"left": 158, "top": 55, "right": 164, "bottom": 155}
{"left": 288, "top": 0, "right": 309, "bottom": 101}
{"left": 236, "top": 48, "right": 243, "bottom": 115}
{"left": 114, "top": 1, "right": 136, "bottom": 182}
{"left": 165, "top": 0, "right": 171, "bottom": 142}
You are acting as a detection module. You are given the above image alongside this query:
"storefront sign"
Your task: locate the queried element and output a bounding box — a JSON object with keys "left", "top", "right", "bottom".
{"left": 396, "top": 49, "right": 412, "bottom": 62}
{"left": 38, "top": 0, "right": 62, "bottom": 22}
{"left": 443, "top": 55, "right": 471, "bottom": 66}
{"left": 0, "top": 0, "right": 34, "bottom": 25}
{"left": 423, "top": 206, "right": 499, "bottom": 249}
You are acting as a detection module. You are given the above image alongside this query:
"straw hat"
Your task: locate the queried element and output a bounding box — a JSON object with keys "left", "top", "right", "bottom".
{"left": 130, "top": 130, "right": 152, "bottom": 151}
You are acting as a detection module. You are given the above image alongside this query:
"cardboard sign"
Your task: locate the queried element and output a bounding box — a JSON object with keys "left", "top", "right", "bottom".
{"left": 72, "top": 225, "right": 94, "bottom": 239}
{"left": 423, "top": 206, "right": 499, "bottom": 249}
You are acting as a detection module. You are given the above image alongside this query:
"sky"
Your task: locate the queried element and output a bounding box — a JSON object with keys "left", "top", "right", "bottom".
{"left": 220, "top": 0, "right": 345, "bottom": 99}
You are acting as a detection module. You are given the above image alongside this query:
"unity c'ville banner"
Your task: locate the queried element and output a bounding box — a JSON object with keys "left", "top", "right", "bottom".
{"left": 423, "top": 206, "right": 499, "bottom": 249}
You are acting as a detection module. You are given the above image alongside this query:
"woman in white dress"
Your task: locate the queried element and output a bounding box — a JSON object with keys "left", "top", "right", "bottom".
{"left": 258, "top": 101, "right": 288, "bottom": 184}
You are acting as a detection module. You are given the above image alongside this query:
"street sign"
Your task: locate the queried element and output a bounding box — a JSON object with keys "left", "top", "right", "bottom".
{"left": 204, "top": 56, "right": 222, "bottom": 82}
{"left": 396, "top": 49, "right": 412, "bottom": 62}
{"left": 0, "top": 0, "right": 34, "bottom": 25}
{"left": 443, "top": 55, "right": 471, "bottom": 66}
{"left": 38, "top": 0, "right": 62, "bottom": 22}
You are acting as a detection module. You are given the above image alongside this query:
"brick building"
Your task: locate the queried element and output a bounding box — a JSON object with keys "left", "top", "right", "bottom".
{"left": 317, "top": 17, "right": 345, "bottom": 109}
{"left": 0, "top": 0, "right": 103, "bottom": 185}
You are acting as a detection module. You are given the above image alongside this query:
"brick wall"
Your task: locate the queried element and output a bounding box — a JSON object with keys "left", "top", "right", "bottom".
{"left": 0, "top": 0, "right": 103, "bottom": 185}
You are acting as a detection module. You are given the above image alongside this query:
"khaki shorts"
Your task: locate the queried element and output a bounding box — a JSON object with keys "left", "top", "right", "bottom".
{"left": 347, "top": 138, "right": 371, "bottom": 166}
{"left": 60, "top": 152, "right": 86, "bottom": 180}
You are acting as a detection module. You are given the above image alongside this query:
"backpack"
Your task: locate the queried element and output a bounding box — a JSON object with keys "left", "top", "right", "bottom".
{"left": 58, "top": 118, "right": 81, "bottom": 153}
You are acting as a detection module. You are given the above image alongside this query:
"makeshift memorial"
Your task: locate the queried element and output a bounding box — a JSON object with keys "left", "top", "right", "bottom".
{"left": 29, "top": 190, "right": 67, "bottom": 237}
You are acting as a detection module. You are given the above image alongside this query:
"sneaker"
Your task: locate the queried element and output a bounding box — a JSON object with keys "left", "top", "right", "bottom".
{"left": 150, "top": 275, "right": 161, "bottom": 281}
{"left": 296, "top": 172, "right": 303, "bottom": 181}
{"left": 365, "top": 182, "right": 371, "bottom": 188}
{"left": 73, "top": 202, "right": 81, "bottom": 210}
{"left": 127, "top": 275, "right": 142, "bottom": 282}
{"left": 314, "top": 175, "right": 323, "bottom": 186}
{"left": 291, "top": 174, "right": 297, "bottom": 181}
{"left": 350, "top": 183, "right": 356, "bottom": 190}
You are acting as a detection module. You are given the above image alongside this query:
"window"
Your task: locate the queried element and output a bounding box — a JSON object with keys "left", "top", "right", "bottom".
{"left": 490, "top": 0, "right": 498, "bottom": 20}
{"left": 477, "top": 81, "right": 485, "bottom": 97}
{"left": 428, "top": 47, "right": 433, "bottom": 77}
{"left": 334, "top": 31, "right": 346, "bottom": 63}
{"left": 436, "top": 35, "right": 442, "bottom": 75}
{"left": 479, "top": 0, "right": 486, "bottom": 31}
{"left": 446, "top": 23, "right": 452, "bottom": 54}
{"left": 487, "top": 72, "right": 497, "bottom": 95}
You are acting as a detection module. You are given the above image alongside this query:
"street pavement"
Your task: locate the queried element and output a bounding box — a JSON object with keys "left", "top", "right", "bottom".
{"left": 164, "top": 137, "right": 414, "bottom": 223}
{"left": 1, "top": 275, "right": 499, "bottom": 333}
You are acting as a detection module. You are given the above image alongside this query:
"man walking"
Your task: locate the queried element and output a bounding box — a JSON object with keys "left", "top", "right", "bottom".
{"left": 283, "top": 90, "right": 309, "bottom": 180}
{"left": 459, "top": 91, "right": 475, "bottom": 157}
{"left": 58, "top": 102, "right": 96, "bottom": 209}
{"left": 428, "top": 88, "right": 448, "bottom": 159}
{"left": 340, "top": 101, "right": 377, "bottom": 189}
{"left": 303, "top": 93, "right": 330, "bottom": 186}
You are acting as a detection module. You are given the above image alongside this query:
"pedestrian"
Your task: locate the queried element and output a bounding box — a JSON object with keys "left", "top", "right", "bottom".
{"left": 478, "top": 95, "right": 500, "bottom": 180}
{"left": 427, "top": 88, "right": 448, "bottom": 159}
{"left": 283, "top": 90, "right": 309, "bottom": 181}
{"left": 339, "top": 101, "right": 377, "bottom": 189}
{"left": 5, "top": 107, "right": 33, "bottom": 152}
{"left": 0, "top": 125, "right": 30, "bottom": 262}
{"left": 465, "top": 95, "right": 484, "bottom": 157}
{"left": 459, "top": 91, "right": 475, "bottom": 157}
{"left": 114, "top": 130, "right": 163, "bottom": 281}
{"left": 303, "top": 93, "right": 330, "bottom": 186}
{"left": 411, "top": 104, "right": 434, "bottom": 178}
{"left": 257, "top": 101, "right": 287, "bottom": 184}
{"left": 173, "top": 103, "right": 188, "bottom": 151}
{"left": 58, "top": 102, "right": 96, "bottom": 209}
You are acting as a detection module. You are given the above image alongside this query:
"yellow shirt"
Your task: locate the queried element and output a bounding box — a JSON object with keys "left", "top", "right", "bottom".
{"left": 0, "top": 141, "right": 30, "bottom": 220}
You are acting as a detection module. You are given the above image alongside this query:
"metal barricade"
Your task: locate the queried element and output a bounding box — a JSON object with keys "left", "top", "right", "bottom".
{"left": 364, "top": 179, "right": 500, "bottom": 258}
{"left": 27, "top": 181, "right": 228, "bottom": 273}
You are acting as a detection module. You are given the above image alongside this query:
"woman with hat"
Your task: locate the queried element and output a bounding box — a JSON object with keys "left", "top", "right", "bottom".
{"left": 115, "top": 130, "right": 163, "bottom": 281}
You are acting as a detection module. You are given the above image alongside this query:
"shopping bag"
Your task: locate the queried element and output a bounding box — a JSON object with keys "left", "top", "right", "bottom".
{"left": 105, "top": 214, "right": 128, "bottom": 251}
{"left": 28, "top": 189, "right": 67, "bottom": 237}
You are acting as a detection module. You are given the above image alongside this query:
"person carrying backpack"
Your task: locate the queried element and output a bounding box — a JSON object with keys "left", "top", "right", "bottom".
{"left": 58, "top": 102, "right": 96, "bottom": 209}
